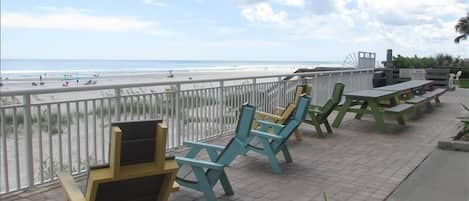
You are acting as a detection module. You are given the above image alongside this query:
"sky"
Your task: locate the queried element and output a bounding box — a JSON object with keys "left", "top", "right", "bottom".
{"left": 1, "top": 0, "right": 468, "bottom": 61}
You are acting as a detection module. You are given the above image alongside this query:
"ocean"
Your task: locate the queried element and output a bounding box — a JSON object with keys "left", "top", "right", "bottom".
{"left": 0, "top": 59, "right": 341, "bottom": 80}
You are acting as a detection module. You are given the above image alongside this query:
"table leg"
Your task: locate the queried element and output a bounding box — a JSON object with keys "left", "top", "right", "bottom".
{"left": 390, "top": 95, "right": 399, "bottom": 106}
{"left": 354, "top": 101, "right": 368, "bottom": 120}
{"left": 368, "top": 100, "right": 386, "bottom": 132}
{"left": 396, "top": 115, "right": 407, "bottom": 125}
{"left": 332, "top": 98, "right": 352, "bottom": 128}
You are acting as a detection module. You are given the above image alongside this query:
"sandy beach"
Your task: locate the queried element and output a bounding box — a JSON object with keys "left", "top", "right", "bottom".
{"left": 1, "top": 67, "right": 298, "bottom": 90}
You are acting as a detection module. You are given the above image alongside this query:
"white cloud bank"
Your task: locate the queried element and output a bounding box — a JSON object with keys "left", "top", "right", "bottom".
{"left": 1, "top": 8, "right": 154, "bottom": 32}
{"left": 237, "top": 0, "right": 469, "bottom": 56}
{"left": 241, "top": 2, "right": 289, "bottom": 25}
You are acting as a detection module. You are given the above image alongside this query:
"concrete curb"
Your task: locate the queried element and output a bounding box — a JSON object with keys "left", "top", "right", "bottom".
{"left": 438, "top": 139, "right": 469, "bottom": 152}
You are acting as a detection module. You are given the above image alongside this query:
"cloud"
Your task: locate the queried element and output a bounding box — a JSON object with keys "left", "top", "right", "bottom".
{"left": 275, "top": 0, "right": 304, "bottom": 7}
{"left": 143, "top": 0, "right": 166, "bottom": 7}
{"left": 234, "top": 0, "right": 469, "bottom": 57}
{"left": 304, "top": 0, "right": 339, "bottom": 15}
{"left": 1, "top": 8, "right": 155, "bottom": 32}
{"left": 241, "top": 2, "right": 289, "bottom": 25}
{"left": 355, "top": 0, "right": 468, "bottom": 26}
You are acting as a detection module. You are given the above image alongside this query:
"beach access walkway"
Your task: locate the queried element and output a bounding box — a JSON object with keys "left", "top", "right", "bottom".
{"left": 2, "top": 89, "right": 468, "bottom": 201}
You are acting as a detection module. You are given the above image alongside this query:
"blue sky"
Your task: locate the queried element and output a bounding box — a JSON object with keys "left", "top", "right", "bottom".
{"left": 1, "top": 0, "right": 468, "bottom": 61}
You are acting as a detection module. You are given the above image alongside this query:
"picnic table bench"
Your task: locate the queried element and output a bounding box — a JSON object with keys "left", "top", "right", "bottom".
{"left": 422, "top": 88, "right": 447, "bottom": 104}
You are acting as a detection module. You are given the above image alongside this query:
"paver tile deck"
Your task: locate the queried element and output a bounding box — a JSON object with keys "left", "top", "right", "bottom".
{"left": 3, "top": 89, "right": 468, "bottom": 201}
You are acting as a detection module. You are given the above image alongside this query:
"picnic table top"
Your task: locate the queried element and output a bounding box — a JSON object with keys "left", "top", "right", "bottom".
{"left": 344, "top": 89, "right": 397, "bottom": 99}
{"left": 375, "top": 80, "right": 433, "bottom": 92}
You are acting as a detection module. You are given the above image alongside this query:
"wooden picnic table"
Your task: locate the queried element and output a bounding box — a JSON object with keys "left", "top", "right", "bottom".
{"left": 375, "top": 80, "right": 433, "bottom": 100}
{"left": 332, "top": 89, "right": 402, "bottom": 132}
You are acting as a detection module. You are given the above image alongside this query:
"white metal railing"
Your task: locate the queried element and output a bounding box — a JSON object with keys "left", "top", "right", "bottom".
{"left": 0, "top": 68, "right": 373, "bottom": 194}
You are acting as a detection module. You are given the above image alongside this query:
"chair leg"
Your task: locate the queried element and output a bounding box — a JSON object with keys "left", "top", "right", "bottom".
{"left": 261, "top": 140, "right": 282, "bottom": 174}
{"left": 435, "top": 96, "right": 440, "bottom": 103}
{"left": 324, "top": 120, "right": 333, "bottom": 134}
{"left": 193, "top": 167, "right": 217, "bottom": 201}
{"left": 311, "top": 117, "right": 324, "bottom": 137}
{"left": 314, "top": 124, "right": 324, "bottom": 137}
{"left": 219, "top": 171, "right": 234, "bottom": 195}
{"left": 281, "top": 144, "right": 293, "bottom": 163}
{"left": 294, "top": 129, "right": 303, "bottom": 141}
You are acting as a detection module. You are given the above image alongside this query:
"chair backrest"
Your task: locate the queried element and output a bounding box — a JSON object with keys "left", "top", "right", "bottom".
{"left": 93, "top": 174, "right": 166, "bottom": 201}
{"left": 215, "top": 103, "right": 256, "bottom": 165}
{"left": 277, "top": 103, "right": 296, "bottom": 124}
{"left": 293, "top": 84, "right": 312, "bottom": 105}
{"left": 87, "top": 120, "right": 175, "bottom": 201}
{"left": 456, "top": 71, "right": 462, "bottom": 80}
{"left": 272, "top": 94, "right": 311, "bottom": 148}
{"left": 318, "top": 83, "right": 345, "bottom": 121}
{"left": 111, "top": 120, "right": 162, "bottom": 166}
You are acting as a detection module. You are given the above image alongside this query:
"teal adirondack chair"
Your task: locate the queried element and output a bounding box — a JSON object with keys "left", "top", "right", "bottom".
{"left": 305, "top": 82, "right": 344, "bottom": 137}
{"left": 246, "top": 94, "right": 312, "bottom": 174}
{"left": 175, "top": 103, "right": 256, "bottom": 201}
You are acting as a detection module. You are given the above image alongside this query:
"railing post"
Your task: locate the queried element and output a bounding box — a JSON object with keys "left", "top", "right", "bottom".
{"left": 218, "top": 81, "right": 224, "bottom": 134}
{"left": 114, "top": 88, "right": 121, "bottom": 121}
{"left": 358, "top": 70, "right": 363, "bottom": 89}
{"left": 277, "top": 76, "right": 282, "bottom": 107}
{"left": 251, "top": 78, "right": 257, "bottom": 105}
{"left": 23, "top": 94, "right": 34, "bottom": 187}
{"left": 282, "top": 80, "right": 287, "bottom": 106}
{"left": 328, "top": 73, "right": 332, "bottom": 98}
{"left": 313, "top": 74, "right": 318, "bottom": 105}
{"left": 174, "top": 83, "right": 181, "bottom": 146}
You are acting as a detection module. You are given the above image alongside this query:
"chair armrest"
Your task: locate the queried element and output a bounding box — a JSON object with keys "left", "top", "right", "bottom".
{"left": 256, "top": 120, "right": 284, "bottom": 129}
{"left": 274, "top": 107, "right": 286, "bottom": 115}
{"left": 175, "top": 157, "right": 224, "bottom": 170}
{"left": 308, "top": 107, "right": 323, "bottom": 114}
{"left": 57, "top": 172, "right": 86, "bottom": 201}
{"left": 255, "top": 111, "right": 282, "bottom": 121}
{"left": 251, "top": 130, "right": 283, "bottom": 140}
{"left": 309, "top": 105, "right": 323, "bottom": 110}
{"left": 183, "top": 141, "right": 225, "bottom": 152}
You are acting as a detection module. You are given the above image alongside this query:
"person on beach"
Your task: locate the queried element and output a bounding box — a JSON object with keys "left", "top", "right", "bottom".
{"left": 39, "top": 75, "right": 45, "bottom": 85}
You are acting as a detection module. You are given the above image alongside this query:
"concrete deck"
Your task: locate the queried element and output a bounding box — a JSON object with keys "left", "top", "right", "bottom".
{"left": 3, "top": 89, "right": 468, "bottom": 201}
{"left": 387, "top": 149, "right": 469, "bottom": 201}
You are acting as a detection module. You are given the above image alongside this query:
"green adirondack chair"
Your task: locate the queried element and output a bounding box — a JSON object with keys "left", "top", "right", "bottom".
{"left": 175, "top": 103, "right": 256, "bottom": 201}
{"left": 305, "top": 82, "right": 344, "bottom": 137}
{"left": 246, "top": 94, "right": 312, "bottom": 174}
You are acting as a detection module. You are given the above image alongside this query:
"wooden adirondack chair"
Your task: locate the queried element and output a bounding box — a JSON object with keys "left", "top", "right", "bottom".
{"left": 247, "top": 94, "right": 312, "bottom": 174}
{"left": 254, "top": 84, "right": 312, "bottom": 141}
{"left": 175, "top": 104, "right": 256, "bottom": 201}
{"left": 305, "top": 82, "right": 344, "bottom": 137}
{"left": 57, "top": 120, "right": 178, "bottom": 201}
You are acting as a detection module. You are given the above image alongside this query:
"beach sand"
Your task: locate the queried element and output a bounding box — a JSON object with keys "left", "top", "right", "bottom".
{"left": 1, "top": 68, "right": 297, "bottom": 91}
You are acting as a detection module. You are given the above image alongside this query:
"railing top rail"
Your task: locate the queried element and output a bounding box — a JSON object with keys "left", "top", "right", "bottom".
{"left": 0, "top": 68, "right": 373, "bottom": 96}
